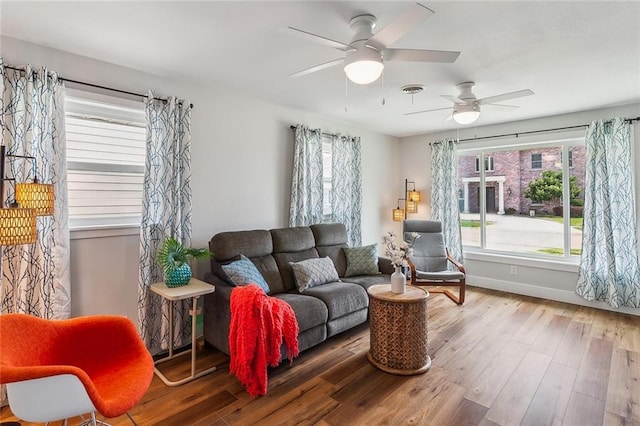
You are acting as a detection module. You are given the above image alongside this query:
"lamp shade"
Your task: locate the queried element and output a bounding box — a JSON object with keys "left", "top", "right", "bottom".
{"left": 408, "top": 190, "right": 421, "bottom": 202}
{"left": 392, "top": 208, "right": 404, "bottom": 222}
{"left": 406, "top": 200, "right": 418, "bottom": 214}
{"left": 16, "top": 183, "right": 54, "bottom": 216}
{"left": 344, "top": 48, "right": 384, "bottom": 85}
{"left": 0, "top": 207, "right": 37, "bottom": 245}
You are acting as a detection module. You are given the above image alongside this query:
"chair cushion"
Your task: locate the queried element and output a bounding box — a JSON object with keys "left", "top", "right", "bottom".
{"left": 221, "top": 254, "right": 270, "bottom": 293}
{"left": 408, "top": 231, "right": 448, "bottom": 272}
{"left": 343, "top": 244, "right": 380, "bottom": 277}
{"left": 416, "top": 270, "right": 465, "bottom": 281}
{"left": 290, "top": 257, "right": 341, "bottom": 292}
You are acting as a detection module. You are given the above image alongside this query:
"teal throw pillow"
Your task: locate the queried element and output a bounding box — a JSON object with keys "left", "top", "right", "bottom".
{"left": 221, "top": 254, "right": 270, "bottom": 293}
{"left": 290, "top": 257, "right": 340, "bottom": 293}
{"left": 343, "top": 244, "right": 380, "bottom": 277}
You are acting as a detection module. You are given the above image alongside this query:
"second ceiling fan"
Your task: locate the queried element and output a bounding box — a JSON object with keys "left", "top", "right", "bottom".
{"left": 406, "top": 82, "right": 535, "bottom": 124}
{"left": 282, "top": 3, "right": 460, "bottom": 85}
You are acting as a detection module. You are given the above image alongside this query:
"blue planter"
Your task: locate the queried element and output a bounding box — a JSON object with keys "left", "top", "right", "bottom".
{"left": 165, "top": 263, "right": 192, "bottom": 288}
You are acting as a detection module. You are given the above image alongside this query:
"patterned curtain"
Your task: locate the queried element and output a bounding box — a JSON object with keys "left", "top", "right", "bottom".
{"left": 331, "top": 134, "right": 362, "bottom": 246}
{"left": 576, "top": 118, "right": 640, "bottom": 308}
{"left": 430, "top": 139, "right": 463, "bottom": 263}
{"left": 0, "top": 60, "right": 70, "bottom": 318}
{"left": 289, "top": 125, "right": 323, "bottom": 227}
{"left": 138, "top": 93, "right": 193, "bottom": 355}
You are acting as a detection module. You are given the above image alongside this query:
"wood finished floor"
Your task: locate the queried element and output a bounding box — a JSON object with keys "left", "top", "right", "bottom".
{"left": 2, "top": 287, "right": 639, "bottom": 426}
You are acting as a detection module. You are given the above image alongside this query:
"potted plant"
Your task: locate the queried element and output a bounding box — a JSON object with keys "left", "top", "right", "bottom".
{"left": 157, "top": 238, "right": 211, "bottom": 287}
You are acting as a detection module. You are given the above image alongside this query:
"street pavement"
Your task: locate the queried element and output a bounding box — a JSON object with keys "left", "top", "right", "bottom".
{"left": 460, "top": 213, "right": 582, "bottom": 255}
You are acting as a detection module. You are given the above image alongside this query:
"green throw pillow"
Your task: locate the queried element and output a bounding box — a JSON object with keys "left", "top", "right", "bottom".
{"left": 290, "top": 257, "right": 340, "bottom": 293}
{"left": 343, "top": 244, "right": 380, "bottom": 277}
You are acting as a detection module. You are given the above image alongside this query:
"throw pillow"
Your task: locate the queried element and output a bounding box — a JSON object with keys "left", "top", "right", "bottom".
{"left": 343, "top": 244, "right": 380, "bottom": 277}
{"left": 221, "top": 254, "right": 270, "bottom": 293}
{"left": 290, "top": 257, "right": 340, "bottom": 293}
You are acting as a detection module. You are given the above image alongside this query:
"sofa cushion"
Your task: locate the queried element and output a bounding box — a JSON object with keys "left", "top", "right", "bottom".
{"left": 273, "top": 249, "right": 319, "bottom": 292}
{"left": 343, "top": 244, "right": 380, "bottom": 277}
{"left": 311, "top": 223, "right": 348, "bottom": 246}
{"left": 343, "top": 274, "right": 391, "bottom": 291}
{"left": 302, "top": 282, "right": 368, "bottom": 321}
{"left": 312, "top": 223, "right": 348, "bottom": 277}
{"left": 272, "top": 293, "right": 328, "bottom": 333}
{"left": 221, "top": 255, "right": 270, "bottom": 293}
{"left": 210, "top": 229, "right": 273, "bottom": 262}
{"left": 290, "top": 257, "right": 341, "bottom": 292}
{"left": 271, "top": 227, "right": 316, "bottom": 253}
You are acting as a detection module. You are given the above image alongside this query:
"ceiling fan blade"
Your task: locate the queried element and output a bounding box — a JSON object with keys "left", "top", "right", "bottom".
{"left": 484, "top": 103, "right": 519, "bottom": 111}
{"left": 477, "top": 89, "right": 535, "bottom": 105}
{"left": 365, "top": 3, "right": 435, "bottom": 50}
{"left": 289, "top": 58, "right": 344, "bottom": 78}
{"left": 280, "top": 27, "right": 354, "bottom": 52}
{"left": 441, "top": 94, "right": 467, "bottom": 105}
{"left": 404, "top": 106, "right": 451, "bottom": 116}
{"left": 383, "top": 48, "right": 460, "bottom": 63}
{"left": 444, "top": 113, "right": 453, "bottom": 121}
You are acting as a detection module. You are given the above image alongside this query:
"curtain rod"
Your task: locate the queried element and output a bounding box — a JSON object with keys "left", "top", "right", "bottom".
{"left": 4, "top": 64, "right": 194, "bottom": 109}
{"left": 453, "top": 116, "right": 640, "bottom": 143}
{"left": 289, "top": 125, "right": 338, "bottom": 138}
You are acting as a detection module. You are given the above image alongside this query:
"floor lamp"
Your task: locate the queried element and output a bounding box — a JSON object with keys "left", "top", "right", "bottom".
{"left": 0, "top": 145, "right": 55, "bottom": 308}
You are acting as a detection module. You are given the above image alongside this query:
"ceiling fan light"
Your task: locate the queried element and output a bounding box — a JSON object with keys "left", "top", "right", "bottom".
{"left": 343, "top": 49, "right": 384, "bottom": 85}
{"left": 453, "top": 104, "right": 481, "bottom": 125}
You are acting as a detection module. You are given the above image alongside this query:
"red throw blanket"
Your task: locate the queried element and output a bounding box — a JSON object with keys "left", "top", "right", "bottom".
{"left": 229, "top": 284, "right": 299, "bottom": 397}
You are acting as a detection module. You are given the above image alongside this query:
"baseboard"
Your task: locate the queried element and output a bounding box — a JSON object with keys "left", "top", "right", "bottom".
{"left": 467, "top": 274, "right": 640, "bottom": 316}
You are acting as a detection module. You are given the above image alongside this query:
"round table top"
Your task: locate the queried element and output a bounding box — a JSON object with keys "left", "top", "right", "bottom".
{"left": 367, "top": 284, "right": 429, "bottom": 302}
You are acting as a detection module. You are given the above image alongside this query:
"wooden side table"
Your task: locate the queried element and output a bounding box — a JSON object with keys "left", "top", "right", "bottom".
{"left": 367, "top": 284, "right": 431, "bottom": 375}
{"left": 150, "top": 278, "right": 216, "bottom": 386}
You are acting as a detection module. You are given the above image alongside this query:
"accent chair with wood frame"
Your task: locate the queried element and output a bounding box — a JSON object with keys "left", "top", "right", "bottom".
{"left": 403, "top": 220, "right": 466, "bottom": 305}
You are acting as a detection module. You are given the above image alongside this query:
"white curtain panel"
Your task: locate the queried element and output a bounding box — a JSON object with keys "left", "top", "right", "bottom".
{"left": 0, "top": 60, "right": 71, "bottom": 318}
{"left": 289, "top": 125, "right": 323, "bottom": 227}
{"left": 138, "top": 93, "right": 193, "bottom": 355}
{"left": 430, "top": 139, "right": 463, "bottom": 263}
{"left": 331, "top": 134, "right": 362, "bottom": 246}
{"left": 576, "top": 118, "right": 640, "bottom": 308}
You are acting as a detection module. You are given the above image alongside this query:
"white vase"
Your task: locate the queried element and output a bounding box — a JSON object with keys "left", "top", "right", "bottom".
{"left": 391, "top": 266, "right": 406, "bottom": 294}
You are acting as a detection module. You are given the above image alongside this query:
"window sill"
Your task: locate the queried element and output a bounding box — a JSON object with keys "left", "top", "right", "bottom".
{"left": 463, "top": 249, "right": 579, "bottom": 273}
{"left": 71, "top": 225, "right": 139, "bottom": 240}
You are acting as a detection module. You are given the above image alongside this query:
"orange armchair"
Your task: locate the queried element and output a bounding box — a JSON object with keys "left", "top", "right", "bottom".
{"left": 0, "top": 314, "right": 154, "bottom": 425}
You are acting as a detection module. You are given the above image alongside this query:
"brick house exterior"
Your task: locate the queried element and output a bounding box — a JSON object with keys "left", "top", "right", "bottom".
{"left": 457, "top": 146, "right": 585, "bottom": 215}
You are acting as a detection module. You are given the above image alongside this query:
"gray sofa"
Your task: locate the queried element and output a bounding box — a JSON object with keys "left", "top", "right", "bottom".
{"left": 203, "top": 223, "right": 392, "bottom": 357}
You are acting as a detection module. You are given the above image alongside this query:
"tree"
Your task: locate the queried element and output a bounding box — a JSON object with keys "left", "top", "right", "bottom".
{"left": 524, "top": 170, "right": 580, "bottom": 207}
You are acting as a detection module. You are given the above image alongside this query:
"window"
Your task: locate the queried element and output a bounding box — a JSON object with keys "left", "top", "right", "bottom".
{"left": 65, "top": 92, "right": 146, "bottom": 229}
{"left": 322, "top": 137, "right": 332, "bottom": 221}
{"left": 475, "top": 156, "right": 494, "bottom": 172}
{"left": 458, "top": 141, "right": 585, "bottom": 260}
{"left": 531, "top": 153, "right": 542, "bottom": 169}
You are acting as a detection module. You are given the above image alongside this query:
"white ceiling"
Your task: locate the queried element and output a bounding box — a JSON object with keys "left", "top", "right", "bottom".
{"left": 2, "top": 1, "right": 639, "bottom": 137}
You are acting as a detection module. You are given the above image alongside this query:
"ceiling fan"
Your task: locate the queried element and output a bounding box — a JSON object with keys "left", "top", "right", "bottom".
{"left": 405, "top": 82, "right": 535, "bottom": 124}
{"left": 282, "top": 3, "right": 460, "bottom": 85}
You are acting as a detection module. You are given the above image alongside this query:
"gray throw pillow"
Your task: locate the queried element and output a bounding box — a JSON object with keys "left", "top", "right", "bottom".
{"left": 290, "top": 257, "right": 340, "bottom": 293}
{"left": 221, "top": 254, "right": 270, "bottom": 293}
{"left": 343, "top": 244, "right": 380, "bottom": 277}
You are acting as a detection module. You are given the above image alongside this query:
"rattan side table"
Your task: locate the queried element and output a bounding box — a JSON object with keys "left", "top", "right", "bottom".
{"left": 367, "top": 284, "right": 431, "bottom": 375}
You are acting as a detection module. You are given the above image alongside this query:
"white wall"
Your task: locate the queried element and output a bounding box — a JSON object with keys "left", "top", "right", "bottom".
{"left": 401, "top": 103, "right": 640, "bottom": 315}
{"left": 2, "top": 36, "right": 400, "bottom": 322}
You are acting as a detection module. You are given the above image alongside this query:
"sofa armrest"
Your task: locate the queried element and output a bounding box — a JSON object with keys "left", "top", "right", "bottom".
{"left": 378, "top": 257, "right": 394, "bottom": 275}
{"left": 203, "top": 273, "right": 234, "bottom": 356}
